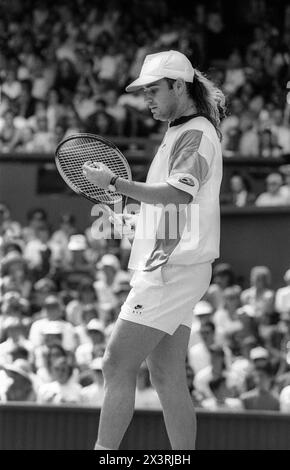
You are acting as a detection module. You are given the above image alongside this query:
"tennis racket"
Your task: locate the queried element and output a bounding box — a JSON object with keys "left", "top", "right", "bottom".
{"left": 55, "top": 133, "right": 132, "bottom": 230}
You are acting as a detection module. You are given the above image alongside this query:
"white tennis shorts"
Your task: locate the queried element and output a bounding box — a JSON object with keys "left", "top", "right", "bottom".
{"left": 119, "top": 262, "right": 212, "bottom": 335}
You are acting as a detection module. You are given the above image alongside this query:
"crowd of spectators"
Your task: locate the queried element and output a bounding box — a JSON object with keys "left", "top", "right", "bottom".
{"left": 221, "top": 166, "right": 290, "bottom": 207}
{"left": 0, "top": 0, "right": 289, "bottom": 157}
{"left": 1, "top": 0, "right": 290, "bottom": 413}
{"left": 189, "top": 263, "right": 290, "bottom": 412}
{"left": 1, "top": 201, "right": 290, "bottom": 413}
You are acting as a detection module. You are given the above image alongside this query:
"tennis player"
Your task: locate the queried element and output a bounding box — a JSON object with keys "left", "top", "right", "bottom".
{"left": 83, "top": 50, "right": 225, "bottom": 450}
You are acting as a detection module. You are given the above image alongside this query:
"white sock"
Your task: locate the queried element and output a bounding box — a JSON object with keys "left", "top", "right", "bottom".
{"left": 94, "top": 443, "right": 112, "bottom": 450}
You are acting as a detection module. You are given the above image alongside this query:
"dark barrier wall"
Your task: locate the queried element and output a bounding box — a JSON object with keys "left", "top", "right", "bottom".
{"left": 1, "top": 154, "right": 287, "bottom": 229}
{"left": 219, "top": 206, "right": 290, "bottom": 289}
{"left": 0, "top": 156, "right": 111, "bottom": 231}
{"left": 1, "top": 404, "right": 290, "bottom": 450}
{"left": 1, "top": 156, "right": 290, "bottom": 288}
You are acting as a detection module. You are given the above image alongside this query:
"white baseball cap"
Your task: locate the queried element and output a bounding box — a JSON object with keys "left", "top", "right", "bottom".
{"left": 87, "top": 319, "right": 104, "bottom": 333}
{"left": 249, "top": 346, "right": 269, "bottom": 361}
{"left": 193, "top": 301, "right": 213, "bottom": 316}
{"left": 97, "top": 254, "right": 120, "bottom": 271}
{"left": 5, "top": 359, "right": 33, "bottom": 382}
{"left": 68, "top": 234, "right": 87, "bottom": 251}
{"left": 126, "top": 50, "right": 195, "bottom": 92}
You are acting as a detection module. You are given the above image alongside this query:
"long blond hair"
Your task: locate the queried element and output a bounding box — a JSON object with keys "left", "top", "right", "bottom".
{"left": 186, "top": 69, "right": 226, "bottom": 140}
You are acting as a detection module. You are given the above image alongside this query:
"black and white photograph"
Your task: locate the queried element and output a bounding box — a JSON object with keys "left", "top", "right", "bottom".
{"left": 0, "top": 0, "right": 290, "bottom": 453}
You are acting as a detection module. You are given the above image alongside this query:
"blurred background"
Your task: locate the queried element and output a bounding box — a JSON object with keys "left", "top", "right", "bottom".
{"left": 1, "top": 0, "right": 290, "bottom": 450}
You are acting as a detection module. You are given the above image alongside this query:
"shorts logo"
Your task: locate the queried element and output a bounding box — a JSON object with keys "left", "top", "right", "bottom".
{"left": 132, "top": 304, "right": 143, "bottom": 315}
{"left": 179, "top": 176, "right": 195, "bottom": 186}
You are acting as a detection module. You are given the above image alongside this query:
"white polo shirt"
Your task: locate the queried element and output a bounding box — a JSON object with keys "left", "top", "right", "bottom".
{"left": 128, "top": 115, "right": 222, "bottom": 271}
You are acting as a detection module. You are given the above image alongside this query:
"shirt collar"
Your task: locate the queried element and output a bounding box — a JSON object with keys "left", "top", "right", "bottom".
{"left": 169, "top": 113, "right": 208, "bottom": 127}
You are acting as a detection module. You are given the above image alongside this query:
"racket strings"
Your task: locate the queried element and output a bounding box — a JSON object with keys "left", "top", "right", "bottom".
{"left": 57, "top": 137, "right": 130, "bottom": 204}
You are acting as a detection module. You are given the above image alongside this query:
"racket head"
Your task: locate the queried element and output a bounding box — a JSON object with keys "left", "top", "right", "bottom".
{"left": 55, "top": 133, "right": 132, "bottom": 206}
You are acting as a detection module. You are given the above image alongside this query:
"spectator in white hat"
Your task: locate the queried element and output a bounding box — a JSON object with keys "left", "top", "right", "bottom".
{"left": 33, "top": 320, "right": 65, "bottom": 371}
{"left": 94, "top": 254, "right": 123, "bottom": 309}
{"left": 0, "top": 317, "right": 33, "bottom": 367}
{"left": 74, "top": 304, "right": 100, "bottom": 346}
{"left": 1, "top": 359, "right": 37, "bottom": 402}
{"left": 0, "top": 250, "right": 32, "bottom": 299}
{"left": 75, "top": 319, "right": 105, "bottom": 370}
{"left": 188, "top": 300, "right": 214, "bottom": 349}
{"left": 249, "top": 346, "right": 270, "bottom": 364}
{"left": 0, "top": 292, "right": 30, "bottom": 342}
{"left": 235, "top": 305, "right": 260, "bottom": 339}
{"left": 29, "top": 295, "right": 76, "bottom": 351}
{"left": 188, "top": 320, "right": 216, "bottom": 375}
{"left": 68, "top": 233, "right": 87, "bottom": 252}
{"left": 243, "top": 346, "right": 272, "bottom": 389}
{"left": 66, "top": 234, "right": 95, "bottom": 276}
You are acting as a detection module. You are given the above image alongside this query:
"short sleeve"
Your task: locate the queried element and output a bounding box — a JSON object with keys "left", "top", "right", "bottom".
{"left": 166, "top": 130, "right": 214, "bottom": 200}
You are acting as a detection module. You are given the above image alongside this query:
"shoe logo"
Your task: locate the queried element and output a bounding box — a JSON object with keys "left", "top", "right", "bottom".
{"left": 132, "top": 304, "right": 143, "bottom": 314}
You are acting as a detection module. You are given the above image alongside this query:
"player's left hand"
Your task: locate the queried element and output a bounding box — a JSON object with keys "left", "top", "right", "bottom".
{"left": 108, "top": 212, "right": 136, "bottom": 241}
{"left": 82, "top": 161, "right": 114, "bottom": 189}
